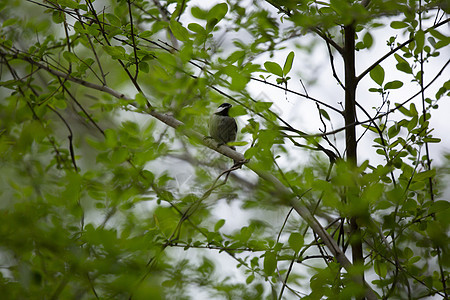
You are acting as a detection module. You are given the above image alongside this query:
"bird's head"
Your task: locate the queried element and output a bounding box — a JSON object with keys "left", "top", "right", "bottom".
{"left": 215, "top": 103, "right": 232, "bottom": 116}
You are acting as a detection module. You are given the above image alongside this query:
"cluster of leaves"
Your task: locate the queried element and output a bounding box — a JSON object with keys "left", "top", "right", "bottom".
{"left": 0, "top": 0, "right": 449, "bottom": 299}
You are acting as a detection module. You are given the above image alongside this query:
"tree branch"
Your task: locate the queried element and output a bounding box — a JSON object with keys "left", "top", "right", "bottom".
{"left": 0, "top": 46, "right": 378, "bottom": 300}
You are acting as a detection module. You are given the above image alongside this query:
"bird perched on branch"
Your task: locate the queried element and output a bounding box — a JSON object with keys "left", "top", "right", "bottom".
{"left": 209, "top": 103, "right": 237, "bottom": 150}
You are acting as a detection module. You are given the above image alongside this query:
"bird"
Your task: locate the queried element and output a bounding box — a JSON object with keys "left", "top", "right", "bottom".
{"left": 209, "top": 103, "right": 237, "bottom": 150}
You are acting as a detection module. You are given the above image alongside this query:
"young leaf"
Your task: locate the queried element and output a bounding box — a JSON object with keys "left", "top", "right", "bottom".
{"left": 103, "top": 45, "right": 126, "bottom": 59}
{"left": 395, "top": 103, "right": 412, "bottom": 117}
{"left": 422, "top": 137, "right": 441, "bottom": 143}
{"left": 428, "top": 200, "right": 450, "bottom": 214}
{"left": 263, "top": 251, "right": 277, "bottom": 276}
{"left": 214, "top": 219, "right": 225, "bottom": 231}
{"left": 206, "top": 18, "right": 219, "bottom": 32}
{"left": 414, "top": 170, "right": 435, "bottom": 181}
{"left": 414, "top": 30, "right": 425, "bottom": 54}
{"left": 283, "top": 51, "right": 295, "bottom": 75}
{"left": 209, "top": 3, "right": 228, "bottom": 22}
{"left": 361, "top": 124, "right": 379, "bottom": 133}
{"left": 254, "top": 101, "right": 273, "bottom": 112}
{"left": 384, "top": 80, "right": 403, "bottom": 90}
{"left": 246, "top": 274, "right": 255, "bottom": 284}
{"left": 223, "top": 65, "right": 249, "bottom": 91}
{"left": 63, "top": 51, "right": 78, "bottom": 63}
{"left": 191, "top": 6, "right": 208, "bottom": 19}
{"left": 169, "top": 20, "right": 190, "bottom": 41}
{"left": 370, "top": 65, "right": 385, "bottom": 86}
{"left": 139, "top": 62, "right": 149, "bottom": 73}
{"left": 394, "top": 54, "right": 412, "bottom": 74}
{"left": 228, "top": 141, "right": 248, "bottom": 147}
{"left": 409, "top": 103, "right": 418, "bottom": 116}
{"left": 319, "top": 109, "right": 330, "bottom": 121}
{"left": 288, "top": 233, "right": 304, "bottom": 253}
{"left": 229, "top": 105, "right": 247, "bottom": 117}
{"left": 363, "top": 32, "right": 373, "bottom": 48}
{"left": 188, "top": 23, "right": 205, "bottom": 34}
{"left": 388, "top": 124, "right": 400, "bottom": 139}
{"left": 390, "top": 21, "right": 408, "bottom": 29}
{"left": 374, "top": 260, "right": 388, "bottom": 278}
{"left": 264, "top": 61, "right": 283, "bottom": 77}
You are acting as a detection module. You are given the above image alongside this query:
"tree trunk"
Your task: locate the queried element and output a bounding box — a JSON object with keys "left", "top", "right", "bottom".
{"left": 344, "top": 23, "right": 365, "bottom": 299}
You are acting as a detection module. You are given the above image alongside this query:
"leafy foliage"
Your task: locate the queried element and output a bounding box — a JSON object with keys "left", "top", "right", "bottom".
{"left": 0, "top": 0, "right": 449, "bottom": 299}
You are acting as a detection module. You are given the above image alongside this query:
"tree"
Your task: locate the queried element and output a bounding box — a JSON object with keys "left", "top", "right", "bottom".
{"left": 0, "top": 0, "right": 449, "bottom": 298}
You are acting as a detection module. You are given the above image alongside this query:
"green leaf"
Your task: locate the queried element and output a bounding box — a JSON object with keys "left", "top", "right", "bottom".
{"left": 169, "top": 20, "right": 190, "bottom": 42}
{"left": 111, "top": 147, "right": 128, "bottom": 163}
{"left": 369, "top": 87, "right": 383, "bottom": 93}
{"left": 415, "top": 30, "right": 425, "bottom": 54}
{"left": 2, "top": 18, "right": 18, "bottom": 27}
{"left": 135, "top": 93, "right": 148, "bottom": 107}
{"left": 226, "top": 50, "right": 246, "bottom": 64}
{"left": 209, "top": 3, "right": 228, "bottom": 21}
{"left": 429, "top": 29, "right": 448, "bottom": 41}
{"left": 288, "top": 233, "right": 304, "bottom": 253}
{"left": 283, "top": 51, "right": 295, "bottom": 75}
{"left": 105, "top": 13, "right": 121, "bottom": 27}
{"left": 140, "top": 30, "right": 153, "bottom": 38}
{"left": 374, "top": 260, "right": 388, "bottom": 278}
{"left": 214, "top": 219, "right": 225, "bottom": 231}
{"left": 191, "top": 6, "right": 208, "bottom": 19}
{"left": 254, "top": 101, "right": 273, "bottom": 113}
{"left": 384, "top": 80, "right": 403, "bottom": 90}
{"left": 63, "top": 51, "right": 77, "bottom": 63}
{"left": 139, "top": 61, "right": 149, "bottom": 73}
{"left": 395, "top": 103, "right": 412, "bottom": 117}
{"left": 414, "top": 169, "right": 435, "bottom": 181}
{"left": 52, "top": 11, "right": 65, "bottom": 23}
{"left": 390, "top": 21, "right": 408, "bottom": 29}
{"left": 246, "top": 274, "right": 255, "bottom": 284}
{"left": 58, "top": 0, "right": 79, "bottom": 9}
{"left": 407, "top": 116, "right": 418, "bottom": 131}
{"left": 228, "top": 141, "right": 248, "bottom": 147}
{"left": 426, "top": 220, "right": 446, "bottom": 247}
{"left": 370, "top": 65, "right": 385, "bottom": 86}
{"left": 355, "top": 41, "right": 365, "bottom": 50}
{"left": 394, "top": 54, "right": 412, "bottom": 74}
{"left": 363, "top": 32, "right": 373, "bottom": 48}
{"left": 104, "top": 129, "right": 118, "bottom": 148}
{"left": 263, "top": 251, "right": 277, "bottom": 276}
{"left": 103, "top": 45, "right": 126, "bottom": 59}
{"left": 319, "top": 109, "right": 330, "bottom": 121}
{"left": 223, "top": 65, "right": 249, "bottom": 91}
{"left": 388, "top": 124, "right": 400, "bottom": 139}
{"left": 264, "top": 61, "right": 283, "bottom": 77}
{"left": 188, "top": 23, "right": 205, "bottom": 34}
{"left": 396, "top": 63, "right": 412, "bottom": 74}
{"left": 409, "top": 103, "right": 418, "bottom": 116}
{"left": 244, "top": 147, "right": 258, "bottom": 159}
{"left": 206, "top": 18, "right": 219, "bottom": 32}
{"left": 428, "top": 200, "right": 450, "bottom": 214}
{"left": 361, "top": 124, "right": 378, "bottom": 133}
{"left": 229, "top": 105, "right": 247, "bottom": 117}
{"left": 422, "top": 137, "right": 441, "bottom": 143}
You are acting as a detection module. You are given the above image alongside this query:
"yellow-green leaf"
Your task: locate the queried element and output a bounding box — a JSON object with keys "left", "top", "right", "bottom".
{"left": 169, "top": 20, "right": 190, "bottom": 42}
{"left": 264, "top": 61, "right": 283, "bottom": 77}
{"left": 370, "top": 65, "right": 385, "bottom": 86}
{"left": 283, "top": 51, "right": 295, "bottom": 75}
